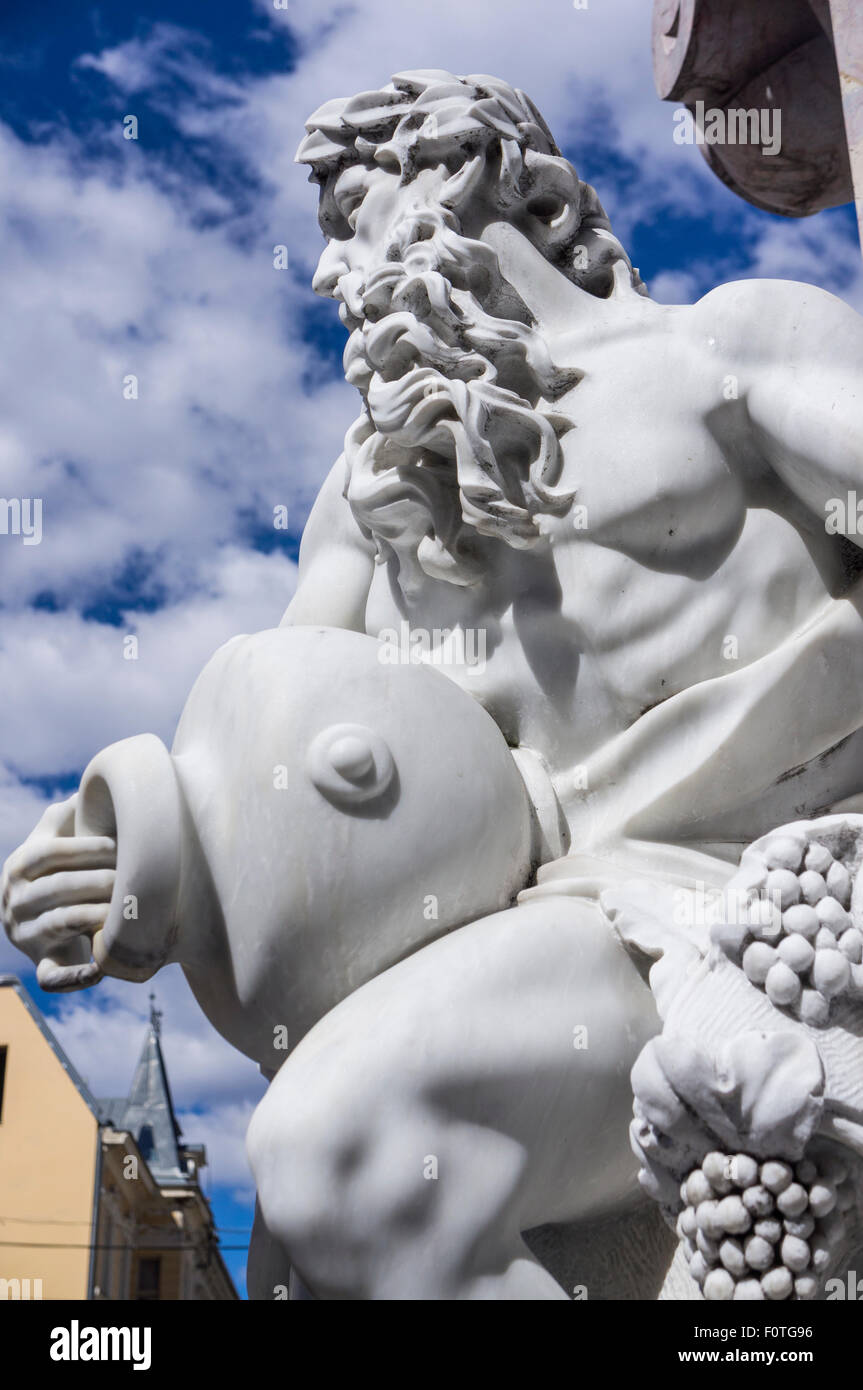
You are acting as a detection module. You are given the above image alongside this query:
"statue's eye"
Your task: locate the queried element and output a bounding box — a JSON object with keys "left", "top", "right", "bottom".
{"left": 526, "top": 196, "right": 569, "bottom": 230}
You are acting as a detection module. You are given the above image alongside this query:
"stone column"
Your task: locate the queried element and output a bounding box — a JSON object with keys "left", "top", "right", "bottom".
{"left": 830, "top": 1, "right": 863, "bottom": 249}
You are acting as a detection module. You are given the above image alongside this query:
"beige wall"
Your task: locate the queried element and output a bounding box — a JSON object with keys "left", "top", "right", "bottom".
{"left": 0, "top": 986, "right": 98, "bottom": 1300}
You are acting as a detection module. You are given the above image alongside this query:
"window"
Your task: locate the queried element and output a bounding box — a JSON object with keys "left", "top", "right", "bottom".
{"left": 136, "top": 1257, "right": 161, "bottom": 1301}
{"left": 137, "top": 1124, "right": 154, "bottom": 1161}
{"left": 0, "top": 1047, "right": 7, "bottom": 1123}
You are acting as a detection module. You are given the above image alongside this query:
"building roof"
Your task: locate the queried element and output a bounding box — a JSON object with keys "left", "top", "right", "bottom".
{"left": 97, "top": 997, "right": 192, "bottom": 1186}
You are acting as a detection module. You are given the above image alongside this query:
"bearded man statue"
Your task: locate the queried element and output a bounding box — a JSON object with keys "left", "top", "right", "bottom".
{"left": 5, "top": 70, "right": 863, "bottom": 1301}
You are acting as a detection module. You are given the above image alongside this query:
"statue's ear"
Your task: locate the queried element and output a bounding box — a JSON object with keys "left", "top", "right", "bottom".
{"left": 306, "top": 723, "right": 396, "bottom": 808}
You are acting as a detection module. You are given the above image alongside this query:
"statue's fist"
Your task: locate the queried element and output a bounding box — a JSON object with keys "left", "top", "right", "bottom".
{"left": 1, "top": 796, "right": 116, "bottom": 991}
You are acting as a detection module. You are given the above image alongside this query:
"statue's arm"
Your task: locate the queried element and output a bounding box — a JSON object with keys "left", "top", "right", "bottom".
{"left": 280, "top": 455, "right": 376, "bottom": 631}
{"left": 711, "top": 281, "right": 863, "bottom": 540}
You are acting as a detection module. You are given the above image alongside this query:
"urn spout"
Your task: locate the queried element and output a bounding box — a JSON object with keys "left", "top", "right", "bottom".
{"left": 75, "top": 732, "right": 184, "bottom": 982}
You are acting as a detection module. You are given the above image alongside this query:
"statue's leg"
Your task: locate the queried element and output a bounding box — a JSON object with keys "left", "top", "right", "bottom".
{"left": 246, "top": 894, "right": 661, "bottom": 1300}
{"left": 246, "top": 1197, "right": 294, "bottom": 1300}
{"left": 247, "top": 1196, "right": 317, "bottom": 1300}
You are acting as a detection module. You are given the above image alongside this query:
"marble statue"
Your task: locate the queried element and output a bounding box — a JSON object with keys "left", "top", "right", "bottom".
{"left": 4, "top": 70, "right": 863, "bottom": 1300}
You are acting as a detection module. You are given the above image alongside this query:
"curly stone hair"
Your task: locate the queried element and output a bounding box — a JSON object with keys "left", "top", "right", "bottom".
{"left": 297, "top": 69, "right": 644, "bottom": 296}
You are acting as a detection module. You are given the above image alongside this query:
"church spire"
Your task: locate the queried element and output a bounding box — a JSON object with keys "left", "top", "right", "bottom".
{"left": 122, "top": 996, "right": 184, "bottom": 1180}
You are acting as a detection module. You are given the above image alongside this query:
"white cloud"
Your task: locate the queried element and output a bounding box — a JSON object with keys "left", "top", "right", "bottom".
{"left": 737, "top": 215, "right": 863, "bottom": 309}
{"left": 48, "top": 965, "right": 264, "bottom": 1105}
{"left": 0, "top": 115, "right": 351, "bottom": 612}
{"left": 0, "top": 546, "right": 297, "bottom": 792}
{"left": 648, "top": 267, "right": 701, "bottom": 305}
{"left": 176, "top": 1100, "right": 260, "bottom": 1197}
{"left": 76, "top": 23, "right": 233, "bottom": 103}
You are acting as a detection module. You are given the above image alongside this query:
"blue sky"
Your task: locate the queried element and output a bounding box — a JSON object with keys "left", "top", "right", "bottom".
{"left": 0, "top": 0, "right": 860, "bottom": 1299}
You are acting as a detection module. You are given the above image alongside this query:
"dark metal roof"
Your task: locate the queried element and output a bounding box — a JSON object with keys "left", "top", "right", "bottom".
{"left": 101, "top": 1004, "right": 191, "bottom": 1185}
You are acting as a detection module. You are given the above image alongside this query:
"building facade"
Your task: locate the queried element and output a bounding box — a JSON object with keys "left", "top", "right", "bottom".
{"left": 0, "top": 976, "right": 237, "bottom": 1301}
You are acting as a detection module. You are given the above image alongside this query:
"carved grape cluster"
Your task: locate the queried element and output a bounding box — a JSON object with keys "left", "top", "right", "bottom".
{"left": 678, "top": 1149, "right": 852, "bottom": 1300}
{"left": 713, "top": 834, "right": 863, "bottom": 1025}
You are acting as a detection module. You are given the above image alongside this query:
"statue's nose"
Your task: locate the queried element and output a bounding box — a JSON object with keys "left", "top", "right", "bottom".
{"left": 312, "top": 244, "right": 350, "bottom": 299}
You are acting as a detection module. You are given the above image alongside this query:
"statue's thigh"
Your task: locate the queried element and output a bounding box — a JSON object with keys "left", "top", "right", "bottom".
{"left": 248, "top": 895, "right": 659, "bottom": 1273}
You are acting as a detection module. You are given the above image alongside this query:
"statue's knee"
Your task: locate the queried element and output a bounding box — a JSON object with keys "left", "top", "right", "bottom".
{"left": 247, "top": 1058, "right": 444, "bottom": 1296}
{"left": 247, "top": 1064, "right": 348, "bottom": 1242}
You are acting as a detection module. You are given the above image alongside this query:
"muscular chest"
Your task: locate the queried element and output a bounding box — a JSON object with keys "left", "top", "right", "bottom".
{"left": 360, "top": 343, "right": 835, "bottom": 767}
{"left": 549, "top": 340, "right": 748, "bottom": 565}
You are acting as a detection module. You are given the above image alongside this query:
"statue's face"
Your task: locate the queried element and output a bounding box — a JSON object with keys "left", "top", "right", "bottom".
{"left": 312, "top": 152, "right": 594, "bottom": 332}
{"left": 312, "top": 162, "right": 451, "bottom": 325}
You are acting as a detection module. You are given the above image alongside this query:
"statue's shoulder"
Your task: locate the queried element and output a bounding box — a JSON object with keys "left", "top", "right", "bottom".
{"left": 688, "top": 277, "right": 862, "bottom": 363}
